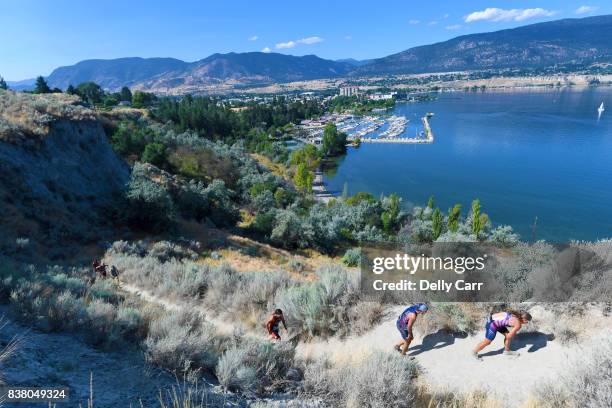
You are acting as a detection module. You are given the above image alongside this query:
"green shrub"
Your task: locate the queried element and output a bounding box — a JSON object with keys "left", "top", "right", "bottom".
{"left": 341, "top": 248, "right": 361, "bottom": 267}
{"left": 141, "top": 142, "right": 167, "bottom": 168}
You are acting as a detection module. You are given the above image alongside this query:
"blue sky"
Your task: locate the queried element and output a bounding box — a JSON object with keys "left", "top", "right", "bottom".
{"left": 1, "top": 0, "right": 610, "bottom": 80}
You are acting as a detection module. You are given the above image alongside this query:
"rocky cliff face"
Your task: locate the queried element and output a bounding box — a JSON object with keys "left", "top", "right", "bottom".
{"left": 0, "top": 92, "right": 129, "bottom": 257}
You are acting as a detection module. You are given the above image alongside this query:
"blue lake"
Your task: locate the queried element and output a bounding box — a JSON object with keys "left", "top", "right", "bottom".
{"left": 324, "top": 88, "right": 612, "bottom": 242}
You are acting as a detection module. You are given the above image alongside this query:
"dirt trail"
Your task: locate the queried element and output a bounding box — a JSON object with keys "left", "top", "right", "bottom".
{"left": 120, "top": 283, "right": 242, "bottom": 336}
{"left": 296, "top": 306, "right": 580, "bottom": 404}
{"left": 120, "top": 286, "right": 608, "bottom": 405}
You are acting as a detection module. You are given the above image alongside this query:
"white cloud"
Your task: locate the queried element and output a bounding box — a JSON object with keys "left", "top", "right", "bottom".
{"left": 276, "top": 41, "right": 296, "bottom": 49}
{"left": 575, "top": 5, "right": 598, "bottom": 14}
{"left": 428, "top": 21, "right": 438, "bottom": 26}
{"left": 409, "top": 19, "right": 420, "bottom": 25}
{"left": 275, "top": 36, "right": 323, "bottom": 49}
{"left": 261, "top": 47, "right": 271, "bottom": 53}
{"left": 248, "top": 35, "right": 259, "bottom": 41}
{"left": 464, "top": 8, "right": 556, "bottom": 23}
{"left": 443, "top": 14, "right": 450, "bottom": 19}
{"left": 445, "top": 24, "right": 462, "bottom": 30}
{"left": 297, "top": 36, "right": 324, "bottom": 45}
{"left": 344, "top": 35, "right": 352, "bottom": 40}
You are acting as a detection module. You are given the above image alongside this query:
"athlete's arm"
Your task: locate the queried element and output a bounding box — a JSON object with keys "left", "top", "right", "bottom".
{"left": 504, "top": 321, "right": 522, "bottom": 350}
{"left": 406, "top": 314, "right": 416, "bottom": 338}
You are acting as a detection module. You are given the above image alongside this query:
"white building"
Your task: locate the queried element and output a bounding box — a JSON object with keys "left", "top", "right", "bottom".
{"left": 367, "top": 92, "right": 396, "bottom": 101}
{"left": 339, "top": 86, "right": 359, "bottom": 97}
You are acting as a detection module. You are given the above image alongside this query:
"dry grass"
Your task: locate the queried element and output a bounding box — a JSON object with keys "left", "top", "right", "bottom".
{"left": 251, "top": 153, "right": 290, "bottom": 180}
{"left": 0, "top": 90, "right": 95, "bottom": 142}
{"left": 0, "top": 317, "right": 21, "bottom": 385}
{"left": 417, "top": 385, "right": 501, "bottom": 408}
{"left": 202, "top": 233, "right": 338, "bottom": 278}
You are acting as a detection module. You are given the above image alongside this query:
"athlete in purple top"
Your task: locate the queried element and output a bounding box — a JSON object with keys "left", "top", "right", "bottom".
{"left": 473, "top": 310, "right": 532, "bottom": 359}
{"left": 394, "top": 303, "right": 429, "bottom": 355}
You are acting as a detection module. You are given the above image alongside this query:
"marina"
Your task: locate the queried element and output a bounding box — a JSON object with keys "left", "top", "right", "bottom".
{"left": 292, "top": 111, "right": 434, "bottom": 145}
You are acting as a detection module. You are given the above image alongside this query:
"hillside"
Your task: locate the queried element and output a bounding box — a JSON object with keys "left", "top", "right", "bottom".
{"left": 46, "top": 53, "right": 351, "bottom": 91}
{"left": 46, "top": 57, "right": 188, "bottom": 90}
{"left": 355, "top": 15, "right": 612, "bottom": 75}
{"left": 0, "top": 90, "right": 129, "bottom": 257}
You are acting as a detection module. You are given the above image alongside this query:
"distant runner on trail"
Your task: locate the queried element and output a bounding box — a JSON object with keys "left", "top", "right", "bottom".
{"left": 472, "top": 310, "right": 532, "bottom": 359}
{"left": 267, "top": 309, "right": 288, "bottom": 341}
{"left": 110, "top": 265, "right": 119, "bottom": 281}
{"left": 395, "top": 303, "right": 428, "bottom": 355}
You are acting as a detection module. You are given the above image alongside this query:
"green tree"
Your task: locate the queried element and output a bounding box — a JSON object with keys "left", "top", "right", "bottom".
{"left": 381, "top": 193, "right": 401, "bottom": 234}
{"left": 346, "top": 192, "right": 375, "bottom": 206}
{"left": 293, "top": 163, "right": 314, "bottom": 192}
{"left": 427, "top": 196, "right": 435, "bottom": 209}
{"left": 132, "top": 91, "right": 156, "bottom": 108}
{"left": 447, "top": 204, "right": 462, "bottom": 232}
{"left": 120, "top": 86, "right": 132, "bottom": 102}
{"left": 471, "top": 199, "right": 489, "bottom": 237}
{"left": 290, "top": 144, "right": 320, "bottom": 170}
{"left": 33, "top": 76, "right": 51, "bottom": 94}
{"left": 321, "top": 123, "right": 347, "bottom": 157}
{"left": 0, "top": 76, "right": 7, "bottom": 90}
{"left": 141, "top": 143, "right": 167, "bottom": 168}
{"left": 76, "top": 82, "right": 105, "bottom": 105}
{"left": 274, "top": 187, "right": 292, "bottom": 208}
{"left": 66, "top": 84, "right": 76, "bottom": 94}
{"left": 432, "top": 208, "right": 444, "bottom": 240}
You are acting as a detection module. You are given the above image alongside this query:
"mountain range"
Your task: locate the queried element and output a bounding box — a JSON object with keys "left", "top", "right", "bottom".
{"left": 15, "top": 15, "right": 612, "bottom": 92}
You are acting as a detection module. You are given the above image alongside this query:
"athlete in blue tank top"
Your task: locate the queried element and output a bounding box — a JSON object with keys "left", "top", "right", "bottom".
{"left": 394, "top": 303, "right": 429, "bottom": 355}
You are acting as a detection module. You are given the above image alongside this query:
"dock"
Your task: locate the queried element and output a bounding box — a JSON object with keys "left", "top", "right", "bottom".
{"left": 359, "top": 115, "right": 434, "bottom": 144}
{"left": 292, "top": 113, "right": 435, "bottom": 145}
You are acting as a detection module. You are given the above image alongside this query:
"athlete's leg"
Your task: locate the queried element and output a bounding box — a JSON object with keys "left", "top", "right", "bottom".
{"left": 474, "top": 321, "right": 496, "bottom": 354}
{"left": 401, "top": 333, "right": 414, "bottom": 355}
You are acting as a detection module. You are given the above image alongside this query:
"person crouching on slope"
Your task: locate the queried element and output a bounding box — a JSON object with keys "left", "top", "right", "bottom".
{"left": 473, "top": 309, "right": 532, "bottom": 359}
{"left": 395, "top": 303, "right": 428, "bottom": 355}
{"left": 267, "top": 309, "right": 288, "bottom": 341}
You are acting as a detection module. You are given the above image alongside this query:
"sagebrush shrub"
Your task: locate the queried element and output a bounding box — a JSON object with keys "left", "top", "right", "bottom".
{"left": 216, "top": 339, "right": 296, "bottom": 397}
{"left": 145, "top": 310, "right": 221, "bottom": 372}
{"left": 534, "top": 333, "right": 612, "bottom": 408}
{"left": 303, "top": 352, "right": 419, "bottom": 408}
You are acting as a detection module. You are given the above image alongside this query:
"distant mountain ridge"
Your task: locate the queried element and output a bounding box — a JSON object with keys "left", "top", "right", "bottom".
{"left": 45, "top": 53, "right": 351, "bottom": 91}
{"left": 38, "top": 15, "right": 612, "bottom": 92}
{"left": 47, "top": 57, "right": 188, "bottom": 90}
{"left": 355, "top": 15, "right": 612, "bottom": 75}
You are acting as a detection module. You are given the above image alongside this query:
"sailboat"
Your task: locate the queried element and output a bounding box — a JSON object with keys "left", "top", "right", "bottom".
{"left": 598, "top": 102, "right": 605, "bottom": 119}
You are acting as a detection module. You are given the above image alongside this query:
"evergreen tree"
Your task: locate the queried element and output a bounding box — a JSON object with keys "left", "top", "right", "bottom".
{"left": 66, "top": 84, "right": 76, "bottom": 95}
{"left": 34, "top": 76, "right": 51, "bottom": 94}
{"left": 427, "top": 196, "right": 435, "bottom": 209}
{"left": 432, "top": 208, "right": 444, "bottom": 240}
{"left": 120, "top": 86, "right": 132, "bottom": 102}
{"left": 471, "top": 199, "right": 489, "bottom": 237}
{"left": 447, "top": 204, "right": 462, "bottom": 232}
{"left": 0, "top": 76, "right": 7, "bottom": 90}
{"left": 76, "top": 82, "right": 104, "bottom": 105}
